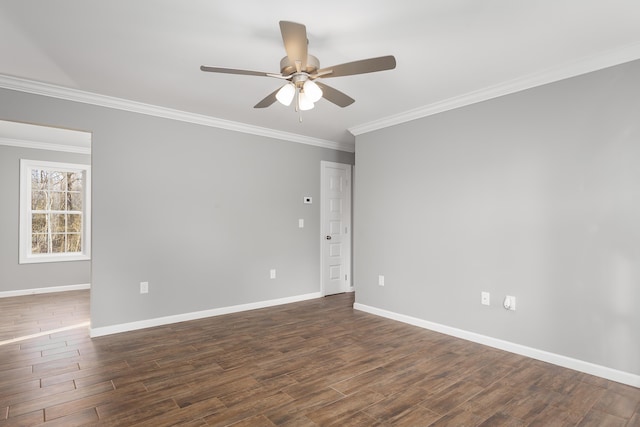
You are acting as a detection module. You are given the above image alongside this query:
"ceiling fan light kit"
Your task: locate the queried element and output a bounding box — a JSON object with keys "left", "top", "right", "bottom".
{"left": 200, "top": 21, "right": 396, "bottom": 120}
{"left": 303, "top": 80, "right": 323, "bottom": 103}
{"left": 276, "top": 83, "right": 295, "bottom": 106}
{"left": 298, "top": 91, "right": 315, "bottom": 111}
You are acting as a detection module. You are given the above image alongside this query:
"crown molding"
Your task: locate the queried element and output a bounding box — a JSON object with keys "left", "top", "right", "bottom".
{"left": 350, "top": 41, "right": 640, "bottom": 136}
{"left": 0, "top": 136, "right": 91, "bottom": 154}
{"left": 0, "top": 75, "right": 354, "bottom": 153}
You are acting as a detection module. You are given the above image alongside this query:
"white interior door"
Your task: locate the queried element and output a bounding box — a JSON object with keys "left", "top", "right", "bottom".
{"left": 321, "top": 161, "right": 352, "bottom": 296}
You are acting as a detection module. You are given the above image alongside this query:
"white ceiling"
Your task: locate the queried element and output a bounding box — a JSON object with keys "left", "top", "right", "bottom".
{"left": 1, "top": 0, "right": 640, "bottom": 149}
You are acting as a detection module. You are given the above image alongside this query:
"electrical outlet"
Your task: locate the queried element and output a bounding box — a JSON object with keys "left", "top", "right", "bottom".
{"left": 270, "top": 269, "right": 276, "bottom": 279}
{"left": 298, "top": 219, "right": 304, "bottom": 228}
{"left": 503, "top": 295, "right": 516, "bottom": 311}
{"left": 140, "top": 281, "right": 149, "bottom": 294}
{"left": 481, "top": 291, "right": 490, "bottom": 306}
{"left": 378, "top": 275, "right": 385, "bottom": 286}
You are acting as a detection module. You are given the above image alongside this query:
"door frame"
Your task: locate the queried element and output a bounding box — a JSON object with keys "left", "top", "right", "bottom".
{"left": 320, "top": 161, "right": 352, "bottom": 296}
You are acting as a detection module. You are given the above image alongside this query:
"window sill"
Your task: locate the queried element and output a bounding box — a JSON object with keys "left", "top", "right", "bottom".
{"left": 19, "top": 254, "right": 91, "bottom": 264}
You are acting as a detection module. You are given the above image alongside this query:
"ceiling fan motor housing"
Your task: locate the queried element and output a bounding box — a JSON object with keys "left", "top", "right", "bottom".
{"left": 280, "top": 54, "right": 320, "bottom": 77}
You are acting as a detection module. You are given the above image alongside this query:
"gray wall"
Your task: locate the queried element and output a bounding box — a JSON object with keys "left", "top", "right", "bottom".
{"left": 354, "top": 59, "right": 640, "bottom": 376}
{"left": 0, "top": 89, "right": 353, "bottom": 328}
{"left": 0, "top": 144, "right": 91, "bottom": 292}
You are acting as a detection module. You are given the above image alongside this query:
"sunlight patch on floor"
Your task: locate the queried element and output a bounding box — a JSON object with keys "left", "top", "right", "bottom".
{"left": 0, "top": 321, "right": 90, "bottom": 346}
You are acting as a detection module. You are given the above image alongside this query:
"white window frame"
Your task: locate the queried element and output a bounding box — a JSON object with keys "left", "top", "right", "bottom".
{"left": 19, "top": 159, "right": 91, "bottom": 264}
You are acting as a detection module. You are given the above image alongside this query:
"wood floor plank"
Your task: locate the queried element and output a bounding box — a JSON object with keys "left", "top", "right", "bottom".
{"left": 527, "top": 404, "right": 581, "bottom": 427}
{"left": 0, "top": 381, "right": 75, "bottom": 409}
{"left": 44, "top": 381, "right": 147, "bottom": 421}
{"left": 126, "top": 396, "right": 226, "bottom": 427}
{"left": 97, "top": 398, "right": 180, "bottom": 426}
{"left": 592, "top": 388, "right": 640, "bottom": 419}
{"left": 457, "top": 382, "right": 519, "bottom": 420}
{"left": 40, "top": 359, "right": 130, "bottom": 388}
{"left": 0, "top": 379, "right": 40, "bottom": 401}
{"left": 305, "top": 389, "right": 386, "bottom": 425}
{"left": 7, "top": 381, "right": 114, "bottom": 418}
{"left": 265, "top": 387, "right": 344, "bottom": 425}
{"left": 426, "top": 407, "right": 486, "bottom": 426}
{"left": 628, "top": 412, "right": 640, "bottom": 427}
{"left": 40, "top": 407, "right": 99, "bottom": 426}
{"left": 0, "top": 408, "right": 44, "bottom": 426}
{"left": 227, "top": 414, "right": 278, "bottom": 427}
{"left": 577, "top": 409, "right": 627, "bottom": 426}
{"left": 421, "top": 380, "right": 485, "bottom": 415}
{"left": 219, "top": 375, "right": 298, "bottom": 408}
{"left": 1, "top": 290, "right": 638, "bottom": 426}
{"left": 203, "top": 391, "right": 295, "bottom": 427}
{"left": 95, "top": 385, "right": 189, "bottom": 420}
{"left": 362, "top": 386, "right": 430, "bottom": 422}
{"left": 478, "top": 411, "right": 527, "bottom": 426}
{"left": 387, "top": 404, "right": 441, "bottom": 426}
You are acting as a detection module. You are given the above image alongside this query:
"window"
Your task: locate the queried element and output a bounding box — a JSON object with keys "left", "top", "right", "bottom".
{"left": 20, "top": 159, "right": 91, "bottom": 263}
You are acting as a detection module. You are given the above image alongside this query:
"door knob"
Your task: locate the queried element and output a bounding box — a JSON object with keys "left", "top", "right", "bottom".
{"left": 326, "top": 235, "right": 332, "bottom": 240}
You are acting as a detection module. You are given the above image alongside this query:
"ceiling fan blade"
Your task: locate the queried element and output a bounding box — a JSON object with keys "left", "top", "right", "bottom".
{"left": 279, "top": 21, "right": 308, "bottom": 70}
{"left": 315, "top": 82, "right": 355, "bottom": 107}
{"left": 316, "top": 55, "right": 396, "bottom": 78}
{"left": 200, "top": 65, "right": 273, "bottom": 77}
{"left": 254, "top": 88, "right": 280, "bottom": 108}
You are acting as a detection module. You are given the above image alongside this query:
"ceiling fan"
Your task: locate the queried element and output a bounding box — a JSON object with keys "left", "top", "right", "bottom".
{"left": 200, "top": 21, "right": 396, "bottom": 114}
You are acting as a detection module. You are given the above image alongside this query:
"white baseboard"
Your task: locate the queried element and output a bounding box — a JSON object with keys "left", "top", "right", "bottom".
{"left": 354, "top": 302, "right": 640, "bottom": 389}
{"left": 90, "top": 292, "right": 322, "bottom": 338}
{"left": 0, "top": 283, "right": 91, "bottom": 298}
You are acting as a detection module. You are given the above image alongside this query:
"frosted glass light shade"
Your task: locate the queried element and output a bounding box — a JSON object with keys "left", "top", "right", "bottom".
{"left": 303, "top": 80, "right": 323, "bottom": 103}
{"left": 276, "top": 83, "right": 295, "bottom": 106}
{"left": 298, "top": 91, "right": 315, "bottom": 111}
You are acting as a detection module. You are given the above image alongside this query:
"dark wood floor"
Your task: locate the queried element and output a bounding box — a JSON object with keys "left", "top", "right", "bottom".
{"left": 0, "top": 291, "right": 639, "bottom": 426}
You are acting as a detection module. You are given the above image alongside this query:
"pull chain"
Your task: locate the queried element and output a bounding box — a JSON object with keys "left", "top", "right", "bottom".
{"left": 295, "top": 87, "right": 303, "bottom": 122}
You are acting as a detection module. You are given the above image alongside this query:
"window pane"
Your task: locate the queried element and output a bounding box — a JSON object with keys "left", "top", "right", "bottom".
{"left": 32, "top": 234, "right": 49, "bottom": 254}
{"left": 32, "top": 213, "right": 48, "bottom": 233}
{"left": 31, "top": 191, "right": 48, "bottom": 210}
{"left": 67, "top": 214, "right": 82, "bottom": 232}
{"left": 68, "top": 192, "right": 83, "bottom": 210}
{"left": 66, "top": 233, "right": 82, "bottom": 252}
{"left": 67, "top": 172, "right": 83, "bottom": 191}
{"left": 51, "top": 213, "right": 66, "bottom": 232}
{"left": 49, "top": 171, "right": 66, "bottom": 191}
{"left": 50, "top": 192, "right": 66, "bottom": 211}
{"left": 51, "top": 234, "right": 65, "bottom": 253}
{"left": 31, "top": 169, "right": 47, "bottom": 191}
